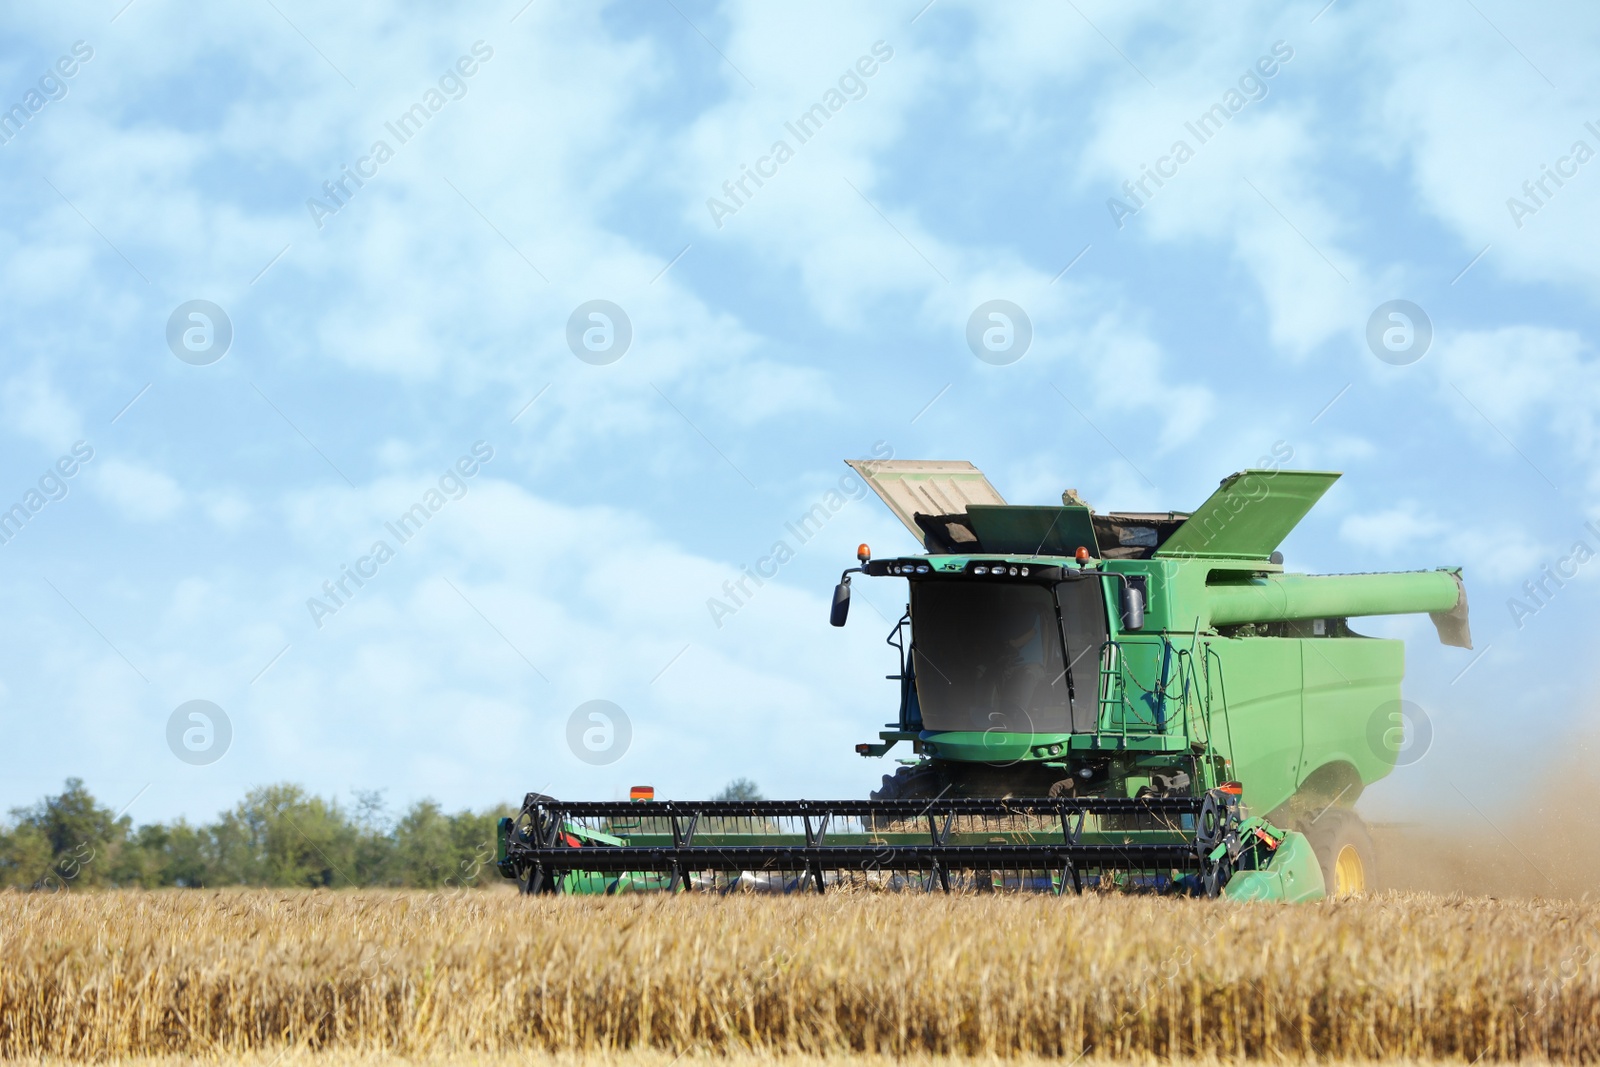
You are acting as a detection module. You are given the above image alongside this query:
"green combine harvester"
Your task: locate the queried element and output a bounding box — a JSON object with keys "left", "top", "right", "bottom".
{"left": 498, "top": 463, "right": 1470, "bottom": 901}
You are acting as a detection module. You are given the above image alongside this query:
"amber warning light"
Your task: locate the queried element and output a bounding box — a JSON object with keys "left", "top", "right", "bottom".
{"left": 857, "top": 543, "right": 871, "bottom": 562}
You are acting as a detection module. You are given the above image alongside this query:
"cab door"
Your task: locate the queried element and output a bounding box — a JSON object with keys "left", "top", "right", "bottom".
{"left": 1055, "top": 579, "right": 1109, "bottom": 732}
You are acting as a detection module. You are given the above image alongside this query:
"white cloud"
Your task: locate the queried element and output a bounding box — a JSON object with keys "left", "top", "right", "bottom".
{"left": 1340, "top": 501, "right": 1542, "bottom": 578}
{"left": 2, "top": 365, "right": 83, "bottom": 450}
{"left": 204, "top": 493, "right": 252, "bottom": 530}
{"left": 1428, "top": 325, "right": 1600, "bottom": 490}
{"left": 1340, "top": 504, "right": 1447, "bottom": 553}
{"left": 1431, "top": 326, "right": 1594, "bottom": 428}
{"left": 1349, "top": 3, "right": 1600, "bottom": 297}
{"left": 91, "top": 458, "right": 185, "bottom": 522}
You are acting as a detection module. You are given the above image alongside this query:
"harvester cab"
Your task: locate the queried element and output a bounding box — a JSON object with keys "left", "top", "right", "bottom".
{"left": 496, "top": 461, "right": 1468, "bottom": 901}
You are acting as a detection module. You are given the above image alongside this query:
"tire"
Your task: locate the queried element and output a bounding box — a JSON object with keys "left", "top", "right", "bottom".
{"left": 1299, "top": 809, "right": 1376, "bottom": 896}
{"left": 870, "top": 763, "right": 948, "bottom": 802}
{"left": 867, "top": 763, "right": 951, "bottom": 831}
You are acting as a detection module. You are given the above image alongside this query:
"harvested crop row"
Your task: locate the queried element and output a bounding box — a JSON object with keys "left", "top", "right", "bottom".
{"left": 1, "top": 890, "right": 1596, "bottom": 1061}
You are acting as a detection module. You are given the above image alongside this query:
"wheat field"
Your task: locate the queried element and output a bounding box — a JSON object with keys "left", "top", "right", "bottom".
{"left": 2, "top": 889, "right": 1597, "bottom": 1063}
{"left": 9, "top": 1054, "right": 1580, "bottom": 1067}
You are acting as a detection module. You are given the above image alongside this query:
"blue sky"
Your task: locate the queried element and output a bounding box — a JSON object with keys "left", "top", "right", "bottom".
{"left": 1, "top": 0, "right": 1595, "bottom": 825}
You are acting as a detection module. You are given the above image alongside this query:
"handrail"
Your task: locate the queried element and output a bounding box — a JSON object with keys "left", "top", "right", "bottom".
{"left": 1083, "top": 633, "right": 1236, "bottom": 795}
{"left": 1097, "top": 635, "right": 1216, "bottom": 749}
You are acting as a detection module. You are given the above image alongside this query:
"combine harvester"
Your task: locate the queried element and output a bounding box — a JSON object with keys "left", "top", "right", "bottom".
{"left": 499, "top": 464, "right": 1470, "bottom": 900}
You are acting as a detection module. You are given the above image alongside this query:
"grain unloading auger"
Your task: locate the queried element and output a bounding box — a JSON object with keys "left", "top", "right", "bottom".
{"left": 498, "top": 464, "right": 1471, "bottom": 900}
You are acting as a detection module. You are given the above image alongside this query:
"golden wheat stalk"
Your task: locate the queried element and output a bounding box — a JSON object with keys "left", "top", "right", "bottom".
{"left": 0, "top": 890, "right": 1595, "bottom": 1061}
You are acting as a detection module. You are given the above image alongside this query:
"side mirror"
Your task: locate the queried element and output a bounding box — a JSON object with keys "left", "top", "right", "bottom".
{"left": 830, "top": 576, "right": 852, "bottom": 627}
{"left": 1119, "top": 578, "right": 1146, "bottom": 631}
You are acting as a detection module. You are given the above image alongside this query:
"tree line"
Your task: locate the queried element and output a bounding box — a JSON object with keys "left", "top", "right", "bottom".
{"left": 0, "top": 778, "right": 508, "bottom": 890}
{"left": 0, "top": 776, "right": 762, "bottom": 890}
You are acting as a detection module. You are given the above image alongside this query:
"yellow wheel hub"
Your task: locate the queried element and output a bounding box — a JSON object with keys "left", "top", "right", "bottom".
{"left": 1333, "top": 844, "right": 1366, "bottom": 895}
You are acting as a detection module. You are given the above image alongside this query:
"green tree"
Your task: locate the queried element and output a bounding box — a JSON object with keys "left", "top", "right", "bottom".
{"left": 350, "top": 789, "right": 396, "bottom": 886}
{"left": 393, "top": 800, "right": 457, "bottom": 887}
{"left": 713, "top": 777, "right": 764, "bottom": 802}
{"left": 119, "top": 820, "right": 209, "bottom": 887}
{"left": 391, "top": 801, "right": 506, "bottom": 887}
{"left": 209, "top": 784, "right": 360, "bottom": 887}
{"left": 0, "top": 779, "right": 515, "bottom": 890}
{"left": 0, "top": 778, "right": 130, "bottom": 888}
{"left": 0, "top": 819, "right": 52, "bottom": 889}
{"left": 446, "top": 808, "right": 503, "bottom": 886}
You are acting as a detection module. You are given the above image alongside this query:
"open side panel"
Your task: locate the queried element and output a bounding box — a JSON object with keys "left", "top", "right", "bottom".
{"left": 965, "top": 505, "right": 1099, "bottom": 557}
{"left": 1156, "top": 470, "right": 1340, "bottom": 560}
{"left": 1093, "top": 512, "right": 1191, "bottom": 559}
{"left": 846, "top": 459, "right": 1007, "bottom": 547}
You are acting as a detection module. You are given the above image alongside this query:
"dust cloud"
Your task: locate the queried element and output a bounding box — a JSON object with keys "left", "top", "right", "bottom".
{"left": 1371, "top": 738, "right": 1598, "bottom": 898}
